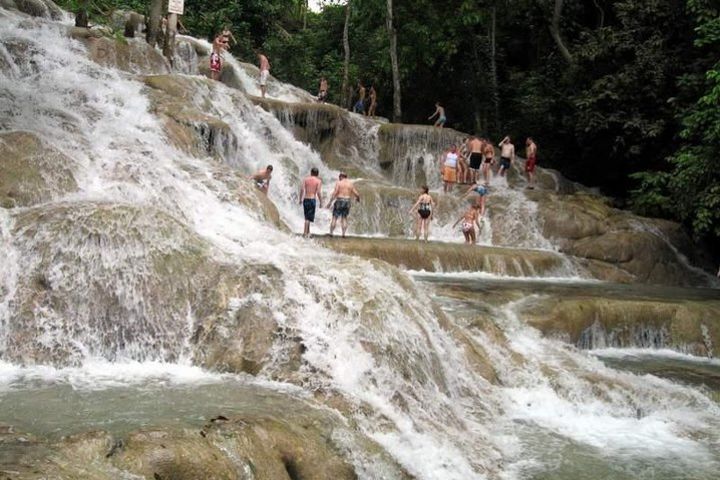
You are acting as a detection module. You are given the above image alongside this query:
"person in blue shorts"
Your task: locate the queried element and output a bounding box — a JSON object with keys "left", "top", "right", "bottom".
{"left": 326, "top": 172, "right": 360, "bottom": 237}
{"left": 462, "top": 181, "right": 488, "bottom": 218}
{"left": 428, "top": 102, "right": 446, "bottom": 128}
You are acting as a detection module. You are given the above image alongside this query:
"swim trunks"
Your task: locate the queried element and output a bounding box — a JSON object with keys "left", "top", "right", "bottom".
{"left": 210, "top": 52, "right": 221, "bottom": 72}
{"left": 303, "top": 198, "right": 316, "bottom": 222}
{"left": 259, "top": 69, "right": 269, "bottom": 86}
{"left": 469, "top": 152, "right": 483, "bottom": 170}
{"left": 500, "top": 157, "right": 511, "bottom": 170}
{"left": 418, "top": 202, "right": 432, "bottom": 219}
{"left": 255, "top": 179, "right": 267, "bottom": 189}
{"left": 484, "top": 156, "right": 493, "bottom": 164}
{"left": 525, "top": 154, "right": 537, "bottom": 173}
{"left": 332, "top": 198, "right": 351, "bottom": 218}
{"left": 443, "top": 166, "right": 457, "bottom": 183}
{"left": 353, "top": 100, "right": 365, "bottom": 113}
{"left": 438, "top": 116, "right": 447, "bottom": 125}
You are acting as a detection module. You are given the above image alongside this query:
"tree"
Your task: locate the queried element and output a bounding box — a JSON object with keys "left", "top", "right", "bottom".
{"left": 146, "top": 0, "right": 164, "bottom": 47}
{"left": 386, "top": 0, "right": 402, "bottom": 121}
{"left": 341, "top": 1, "right": 351, "bottom": 108}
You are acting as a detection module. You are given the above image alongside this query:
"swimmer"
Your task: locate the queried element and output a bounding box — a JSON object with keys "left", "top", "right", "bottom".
{"left": 408, "top": 185, "right": 435, "bottom": 242}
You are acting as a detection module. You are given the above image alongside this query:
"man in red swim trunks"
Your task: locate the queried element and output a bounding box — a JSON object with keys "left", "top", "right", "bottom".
{"left": 525, "top": 137, "right": 537, "bottom": 189}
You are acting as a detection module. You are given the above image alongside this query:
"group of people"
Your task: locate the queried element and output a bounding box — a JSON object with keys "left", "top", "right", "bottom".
{"left": 441, "top": 136, "right": 537, "bottom": 192}
{"left": 352, "top": 82, "right": 378, "bottom": 116}
{"left": 249, "top": 165, "right": 361, "bottom": 238}
{"left": 209, "top": 27, "right": 271, "bottom": 98}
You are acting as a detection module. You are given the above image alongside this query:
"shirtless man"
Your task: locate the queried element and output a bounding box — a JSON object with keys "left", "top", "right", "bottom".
{"left": 317, "top": 77, "right": 329, "bottom": 103}
{"left": 367, "top": 85, "right": 377, "bottom": 117}
{"left": 467, "top": 136, "right": 484, "bottom": 184}
{"left": 258, "top": 52, "right": 270, "bottom": 98}
{"left": 428, "top": 102, "right": 446, "bottom": 128}
{"left": 458, "top": 139, "right": 469, "bottom": 184}
{"left": 525, "top": 137, "right": 538, "bottom": 189}
{"left": 326, "top": 172, "right": 360, "bottom": 237}
{"left": 353, "top": 82, "right": 366, "bottom": 114}
{"left": 249, "top": 165, "right": 273, "bottom": 195}
{"left": 498, "top": 136, "right": 515, "bottom": 177}
{"left": 453, "top": 204, "right": 483, "bottom": 245}
{"left": 482, "top": 139, "right": 495, "bottom": 185}
{"left": 299, "top": 167, "right": 323, "bottom": 238}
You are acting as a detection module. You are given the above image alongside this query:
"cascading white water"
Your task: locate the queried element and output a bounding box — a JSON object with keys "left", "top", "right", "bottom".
{"left": 0, "top": 6, "right": 718, "bottom": 479}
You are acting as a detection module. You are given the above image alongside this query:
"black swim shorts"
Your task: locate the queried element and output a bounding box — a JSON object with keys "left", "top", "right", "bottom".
{"left": 332, "top": 198, "right": 351, "bottom": 218}
{"left": 303, "top": 198, "right": 316, "bottom": 222}
{"left": 469, "top": 152, "right": 482, "bottom": 170}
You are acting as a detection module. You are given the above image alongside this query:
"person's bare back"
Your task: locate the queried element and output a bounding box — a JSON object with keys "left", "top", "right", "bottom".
{"left": 334, "top": 178, "right": 359, "bottom": 199}
{"left": 303, "top": 176, "right": 322, "bottom": 199}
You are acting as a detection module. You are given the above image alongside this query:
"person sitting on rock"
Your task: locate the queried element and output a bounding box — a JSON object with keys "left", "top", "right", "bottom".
{"left": 249, "top": 165, "right": 273, "bottom": 195}
{"left": 452, "top": 204, "right": 482, "bottom": 245}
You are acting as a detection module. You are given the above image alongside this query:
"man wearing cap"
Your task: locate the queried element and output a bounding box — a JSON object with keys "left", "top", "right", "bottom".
{"left": 326, "top": 172, "right": 360, "bottom": 237}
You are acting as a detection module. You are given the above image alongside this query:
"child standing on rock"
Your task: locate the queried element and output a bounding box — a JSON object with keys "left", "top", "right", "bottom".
{"left": 453, "top": 204, "right": 483, "bottom": 245}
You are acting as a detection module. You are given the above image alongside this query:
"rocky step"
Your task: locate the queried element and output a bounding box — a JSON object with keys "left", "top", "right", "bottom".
{"left": 317, "top": 235, "right": 570, "bottom": 277}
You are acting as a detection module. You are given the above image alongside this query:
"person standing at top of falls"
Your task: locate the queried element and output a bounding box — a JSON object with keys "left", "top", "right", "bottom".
{"left": 249, "top": 165, "right": 273, "bottom": 195}
{"left": 408, "top": 185, "right": 435, "bottom": 242}
{"left": 367, "top": 85, "right": 378, "bottom": 117}
{"left": 498, "top": 136, "right": 515, "bottom": 177}
{"left": 442, "top": 145, "right": 459, "bottom": 193}
{"left": 482, "top": 139, "right": 495, "bottom": 185}
{"left": 257, "top": 51, "right": 271, "bottom": 98}
{"left": 353, "top": 82, "right": 366, "bottom": 114}
{"left": 457, "top": 138, "right": 470, "bottom": 184}
{"left": 461, "top": 181, "right": 488, "bottom": 218}
{"left": 317, "top": 76, "right": 329, "bottom": 103}
{"left": 326, "top": 172, "right": 360, "bottom": 237}
{"left": 453, "top": 204, "right": 482, "bottom": 245}
{"left": 428, "top": 102, "right": 446, "bottom": 128}
{"left": 467, "top": 136, "right": 484, "bottom": 184}
{"left": 525, "top": 137, "right": 538, "bottom": 189}
{"left": 299, "top": 167, "right": 323, "bottom": 238}
{"left": 210, "top": 34, "right": 225, "bottom": 81}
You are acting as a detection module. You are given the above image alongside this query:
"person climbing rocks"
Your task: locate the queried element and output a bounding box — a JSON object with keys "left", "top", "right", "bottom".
{"left": 409, "top": 185, "right": 435, "bottom": 242}
{"left": 525, "top": 137, "right": 538, "bottom": 188}
{"left": 317, "top": 76, "right": 329, "bottom": 103}
{"left": 299, "top": 167, "right": 323, "bottom": 238}
{"left": 482, "top": 139, "right": 495, "bottom": 185}
{"left": 210, "top": 34, "right": 224, "bottom": 81}
{"left": 428, "top": 102, "right": 446, "bottom": 128}
{"left": 353, "top": 82, "right": 366, "bottom": 114}
{"left": 442, "top": 145, "right": 459, "bottom": 193}
{"left": 326, "top": 172, "right": 360, "bottom": 237}
{"left": 258, "top": 51, "right": 270, "bottom": 98}
{"left": 462, "top": 181, "right": 488, "bottom": 218}
{"left": 367, "top": 85, "right": 377, "bottom": 117}
{"left": 457, "top": 138, "right": 470, "bottom": 185}
{"left": 250, "top": 165, "right": 273, "bottom": 195}
{"left": 498, "top": 135, "right": 515, "bottom": 177}
{"left": 453, "top": 204, "right": 482, "bottom": 245}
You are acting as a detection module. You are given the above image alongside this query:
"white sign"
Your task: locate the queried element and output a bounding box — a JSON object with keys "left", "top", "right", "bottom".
{"left": 168, "top": 0, "right": 184, "bottom": 15}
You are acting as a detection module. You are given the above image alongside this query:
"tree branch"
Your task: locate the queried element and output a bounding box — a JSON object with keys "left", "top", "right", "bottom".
{"left": 549, "top": 0, "right": 573, "bottom": 64}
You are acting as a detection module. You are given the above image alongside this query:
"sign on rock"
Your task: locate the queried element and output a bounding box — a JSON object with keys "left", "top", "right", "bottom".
{"left": 168, "top": 0, "right": 184, "bottom": 15}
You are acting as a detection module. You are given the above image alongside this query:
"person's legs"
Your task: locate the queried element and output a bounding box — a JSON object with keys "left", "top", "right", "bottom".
{"left": 341, "top": 217, "right": 348, "bottom": 237}
{"left": 423, "top": 218, "right": 430, "bottom": 241}
{"left": 414, "top": 214, "right": 420, "bottom": 240}
{"left": 303, "top": 220, "right": 310, "bottom": 237}
{"left": 470, "top": 228, "right": 477, "bottom": 244}
{"left": 329, "top": 216, "right": 337, "bottom": 235}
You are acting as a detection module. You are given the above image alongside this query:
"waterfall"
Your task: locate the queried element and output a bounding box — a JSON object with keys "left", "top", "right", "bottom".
{"left": 0, "top": 5, "right": 718, "bottom": 479}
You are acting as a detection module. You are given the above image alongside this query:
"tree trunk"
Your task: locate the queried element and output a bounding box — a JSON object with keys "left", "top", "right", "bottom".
{"left": 549, "top": 0, "right": 573, "bottom": 63}
{"left": 386, "top": 0, "right": 402, "bottom": 121}
{"left": 75, "top": 0, "right": 88, "bottom": 27}
{"left": 488, "top": 6, "right": 499, "bottom": 133}
{"left": 341, "top": 1, "right": 351, "bottom": 109}
{"left": 163, "top": 13, "right": 177, "bottom": 65}
{"left": 302, "top": 0, "right": 308, "bottom": 30}
{"left": 146, "top": 0, "right": 164, "bottom": 47}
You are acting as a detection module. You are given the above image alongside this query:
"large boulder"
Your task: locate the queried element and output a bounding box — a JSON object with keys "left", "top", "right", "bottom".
{"left": 12, "top": 0, "right": 63, "bottom": 19}
{"left": 0, "top": 131, "right": 77, "bottom": 208}
{"left": 81, "top": 36, "right": 170, "bottom": 75}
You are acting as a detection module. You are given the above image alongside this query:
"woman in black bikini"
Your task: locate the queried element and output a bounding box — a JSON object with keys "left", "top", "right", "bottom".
{"left": 408, "top": 185, "right": 435, "bottom": 242}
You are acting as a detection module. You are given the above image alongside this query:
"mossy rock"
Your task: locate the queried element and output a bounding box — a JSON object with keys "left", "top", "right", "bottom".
{"left": 13, "top": 0, "right": 62, "bottom": 19}
{"left": 0, "top": 131, "right": 77, "bottom": 208}
{"left": 525, "top": 297, "right": 720, "bottom": 356}
{"left": 83, "top": 36, "right": 169, "bottom": 75}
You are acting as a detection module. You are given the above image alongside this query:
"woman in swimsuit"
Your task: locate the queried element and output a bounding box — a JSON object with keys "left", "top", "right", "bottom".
{"left": 452, "top": 204, "right": 482, "bottom": 245}
{"left": 408, "top": 185, "right": 435, "bottom": 242}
